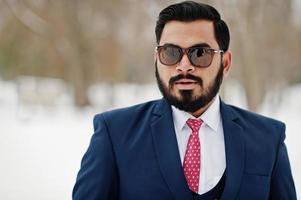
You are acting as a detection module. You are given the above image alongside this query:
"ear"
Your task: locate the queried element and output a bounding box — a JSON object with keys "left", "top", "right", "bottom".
{"left": 222, "top": 50, "right": 232, "bottom": 78}
{"left": 154, "top": 48, "right": 158, "bottom": 65}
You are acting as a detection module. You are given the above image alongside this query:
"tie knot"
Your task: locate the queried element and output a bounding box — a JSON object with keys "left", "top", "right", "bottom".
{"left": 186, "top": 118, "right": 203, "bottom": 132}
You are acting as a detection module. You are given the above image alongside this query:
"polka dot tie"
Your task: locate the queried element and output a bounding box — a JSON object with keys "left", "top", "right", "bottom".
{"left": 184, "top": 118, "right": 203, "bottom": 193}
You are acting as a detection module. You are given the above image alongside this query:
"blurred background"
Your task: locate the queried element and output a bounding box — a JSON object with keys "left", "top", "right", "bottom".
{"left": 0, "top": 0, "right": 300, "bottom": 199}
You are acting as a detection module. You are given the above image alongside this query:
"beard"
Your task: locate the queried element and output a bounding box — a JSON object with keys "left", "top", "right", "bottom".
{"left": 155, "top": 61, "right": 224, "bottom": 113}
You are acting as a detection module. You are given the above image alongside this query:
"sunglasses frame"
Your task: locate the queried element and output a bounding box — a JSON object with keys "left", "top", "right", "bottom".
{"left": 156, "top": 44, "right": 224, "bottom": 68}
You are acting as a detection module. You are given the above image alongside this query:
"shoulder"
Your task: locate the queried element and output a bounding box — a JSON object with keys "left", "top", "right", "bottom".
{"left": 93, "top": 99, "right": 162, "bottom": 125}
{"left": 222, "top": 102, "right": 285, "bottom": 136}
{"left": 222, "top": 102, "right": 287, "bottom": 157}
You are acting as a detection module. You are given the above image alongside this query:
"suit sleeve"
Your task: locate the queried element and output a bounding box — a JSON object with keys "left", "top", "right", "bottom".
{"left": 269, "top": 123, "right": 296, "bottom": 200}
{"left": 72, "top": 114, "right": 118, "bottom": 200}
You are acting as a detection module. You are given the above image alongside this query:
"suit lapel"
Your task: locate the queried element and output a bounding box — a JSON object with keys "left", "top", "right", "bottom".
{"left": 220, "top": 101, "right": 245, "bottom": 200}
{"left": 150, "top": 99, "right": 193, "bottom": 200}
{"left": 150, "top": 99, "right": 245, "bottom": 199}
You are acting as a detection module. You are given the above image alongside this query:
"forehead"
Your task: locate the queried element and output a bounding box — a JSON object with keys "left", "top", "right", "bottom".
{"left": 159, "top": 20, "right": 218, "bottom": 48}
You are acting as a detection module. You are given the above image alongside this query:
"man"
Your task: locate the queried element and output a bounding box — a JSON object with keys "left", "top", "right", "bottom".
{"left": 73, "top": 1, "right": 296, "bottom": 199}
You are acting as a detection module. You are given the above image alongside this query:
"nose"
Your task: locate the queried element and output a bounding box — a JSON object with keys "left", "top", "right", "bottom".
{"left": 176, "top": 54, "right": 195, "bottom": 74}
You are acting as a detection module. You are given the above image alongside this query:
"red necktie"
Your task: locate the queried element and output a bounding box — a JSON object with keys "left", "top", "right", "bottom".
{"left": 183, "top": 118, "right": 203, "bottom": 193}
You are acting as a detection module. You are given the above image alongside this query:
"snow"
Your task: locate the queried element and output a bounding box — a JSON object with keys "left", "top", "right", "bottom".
{"left": 0, "top": 78, "right": 299, "bottom": 199}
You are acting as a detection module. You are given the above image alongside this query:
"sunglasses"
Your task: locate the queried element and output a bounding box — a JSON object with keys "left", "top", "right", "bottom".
{"left": 156, "top": 44, "right": 224, "bottom": 68}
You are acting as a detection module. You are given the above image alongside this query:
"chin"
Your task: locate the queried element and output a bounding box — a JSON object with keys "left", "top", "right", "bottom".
{"left": 178, "top": 88, "right": 203, "bottom": 97}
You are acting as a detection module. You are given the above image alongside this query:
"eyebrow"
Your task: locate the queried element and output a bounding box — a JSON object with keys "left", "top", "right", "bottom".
{"left": 163, "top": 42, "right": 211, "bottom": 48}
{"left": 190, "top": 43, "right": 211, "bottom": 48}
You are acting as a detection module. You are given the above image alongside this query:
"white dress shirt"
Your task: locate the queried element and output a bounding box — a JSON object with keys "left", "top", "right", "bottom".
{"left": 171, "top": 95, "right": 226, "bottom": 195}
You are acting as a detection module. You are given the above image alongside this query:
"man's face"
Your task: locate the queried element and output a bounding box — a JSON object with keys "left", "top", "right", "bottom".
{"left": 155, "top": 20, "right": 231, "bottom": 116}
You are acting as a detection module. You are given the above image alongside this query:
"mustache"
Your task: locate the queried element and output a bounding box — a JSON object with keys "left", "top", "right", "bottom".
{"left": 169, "top": 74, "right": 203, "bottom": 86}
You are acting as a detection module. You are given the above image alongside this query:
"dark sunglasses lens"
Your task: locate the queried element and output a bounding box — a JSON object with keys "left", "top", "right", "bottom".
{"left": 159, "top": 46, "right": 181, "bottom": 65}
{"left": 190, "top": 48, "right": 213, "bottom": 67}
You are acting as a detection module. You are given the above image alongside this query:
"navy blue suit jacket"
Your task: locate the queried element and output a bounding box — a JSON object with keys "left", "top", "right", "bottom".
{"left": 73, "top": 99, "right": 296, "bottom": 200}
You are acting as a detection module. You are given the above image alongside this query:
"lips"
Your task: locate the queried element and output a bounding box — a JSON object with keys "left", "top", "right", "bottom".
{"left": 175, "top": 79, "right": 198, "bottom": 84}
{"left": 174, "top": 79, "right": 198, "bottom": 90}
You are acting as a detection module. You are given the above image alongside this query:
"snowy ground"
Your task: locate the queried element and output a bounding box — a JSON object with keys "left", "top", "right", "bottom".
{"left": 0, "top": 78, "right": 299, "bottom": 199}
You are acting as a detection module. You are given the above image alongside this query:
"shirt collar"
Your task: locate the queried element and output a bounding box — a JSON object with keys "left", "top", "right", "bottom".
{"left": 171, "top": 95, "right": 221, "bottom": 132}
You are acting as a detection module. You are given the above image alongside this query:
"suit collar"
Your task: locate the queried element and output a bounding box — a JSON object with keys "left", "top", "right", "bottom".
{"left": 151, "top": 99, "right": 193, "bottom": 200}
{"left": 219, "top": 100, "right": 245, "bottom": 200}
{"left": 151, "top": 99, "right": 245, "bottom": 199}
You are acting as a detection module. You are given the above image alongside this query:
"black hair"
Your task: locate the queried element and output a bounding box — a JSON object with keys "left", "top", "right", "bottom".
{"left": 155, "top": 1, "right": 230, "bottom": 51}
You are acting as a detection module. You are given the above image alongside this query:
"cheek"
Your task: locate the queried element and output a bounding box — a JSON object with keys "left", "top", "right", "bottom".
{"left": 158, "top": 66, "right": 172, "bottom": 84}
{"left": 199, "top": 68, "right": 217, "bottom": 86}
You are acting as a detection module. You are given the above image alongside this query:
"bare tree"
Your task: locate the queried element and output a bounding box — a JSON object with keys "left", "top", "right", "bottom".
{"left": 1, "top": 0, "right": 300, "bottom": 109}
{"left": 218, "top": 0, "right": 299, "bottom": 111}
